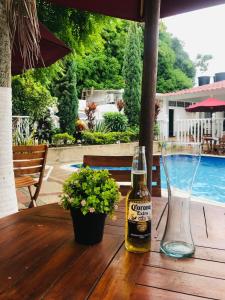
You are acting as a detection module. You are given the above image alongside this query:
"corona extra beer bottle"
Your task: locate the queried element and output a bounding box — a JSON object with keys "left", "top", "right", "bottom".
{"left": 125, "top": 146, "right": 151, "bottom": 253}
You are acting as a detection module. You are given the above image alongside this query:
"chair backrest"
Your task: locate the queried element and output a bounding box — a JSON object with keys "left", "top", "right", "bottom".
{"left": 219, "top": 135, "right": 225, "bottom": 143}
{"left": 83, "top": 155, "right": 161, "bottom": 197}
{"left": 13, "top": 145, "right": 48, "bottom": 185}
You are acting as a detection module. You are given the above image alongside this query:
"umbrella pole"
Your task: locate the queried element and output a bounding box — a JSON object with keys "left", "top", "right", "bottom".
{"left": 139, "top": 0, "right": 161, "bottom": 191}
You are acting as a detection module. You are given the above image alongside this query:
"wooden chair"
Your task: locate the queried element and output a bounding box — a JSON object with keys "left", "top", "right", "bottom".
{"left": 83, "top": 155, "right": 161, "bottom": 197}
{"left": 13, "top": 145, "right": 48, "bottom": 208}
{"left": 215, "top": 135, "right": 225, "bottom": 155}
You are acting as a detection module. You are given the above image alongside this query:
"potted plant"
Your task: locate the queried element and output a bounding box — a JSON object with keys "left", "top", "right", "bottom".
{"left": 60, "top": 167, "right": 121, "bottom": 245}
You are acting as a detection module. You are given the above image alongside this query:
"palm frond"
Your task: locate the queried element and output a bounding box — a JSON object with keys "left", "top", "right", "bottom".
{"left": 5, "top": 0, "right": 41, "bottom": 71}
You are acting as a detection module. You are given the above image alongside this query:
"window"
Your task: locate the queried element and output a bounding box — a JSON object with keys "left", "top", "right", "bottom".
{"left": 169, "top": 101, "right": 176, "bottom": 107}
{"left": 205, "top": 112, "right": 212, "bottom": 118}
{"left": 177, "top": 101, "right": 185, "bottom": 107}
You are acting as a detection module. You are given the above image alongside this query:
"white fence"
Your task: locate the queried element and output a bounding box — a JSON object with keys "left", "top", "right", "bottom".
{"left": 157, "top": 119, "right": 169, "bottom": 140}
{"left": 175, "top": 118, "right": 224, "bottom": 142}
{"left": 12, "top": 116, "right": 30, "bottom": 138}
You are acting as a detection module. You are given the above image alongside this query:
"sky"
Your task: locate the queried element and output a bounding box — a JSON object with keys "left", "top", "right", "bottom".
{"left": 163, "top": 3, "right": 225, "bottom": 80}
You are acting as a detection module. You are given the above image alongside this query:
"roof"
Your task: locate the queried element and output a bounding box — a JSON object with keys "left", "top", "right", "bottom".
{"left": 158, "top": 80, "right": 225, "bottom": 102}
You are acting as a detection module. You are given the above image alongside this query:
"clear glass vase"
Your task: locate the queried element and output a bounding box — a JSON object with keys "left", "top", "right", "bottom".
{"left": 160, "top": 142, "right": 201, "bottom": 258}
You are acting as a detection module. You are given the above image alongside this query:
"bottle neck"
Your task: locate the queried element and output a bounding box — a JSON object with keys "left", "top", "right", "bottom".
{"left": 132, "top": 170, "right": 147, "bottom": 188}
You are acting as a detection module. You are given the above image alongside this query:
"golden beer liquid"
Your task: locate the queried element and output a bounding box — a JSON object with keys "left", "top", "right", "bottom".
{"left": 125, "top": 171, "right": 151, "bottom": 253}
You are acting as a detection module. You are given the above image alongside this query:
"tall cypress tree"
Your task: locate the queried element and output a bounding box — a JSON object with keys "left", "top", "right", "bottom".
{"left": 55, "top": 60, "right": 78, "bottom": 135}
{"left": 123, "top": 23, "right": 142, "bottom": 127}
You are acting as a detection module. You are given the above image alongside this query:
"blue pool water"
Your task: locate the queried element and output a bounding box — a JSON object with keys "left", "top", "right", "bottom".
{"left": 71, "top": 156, "right": 225, "bottom": 204}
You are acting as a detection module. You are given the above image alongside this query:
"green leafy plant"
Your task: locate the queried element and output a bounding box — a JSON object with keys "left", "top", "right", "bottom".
{"left": 153, "top": 123, "right": 160, "bottom": 140}
{"left": 60, "top": 168, "right": 120, "bottom": 216}
{"left": 94, "top": 120, "right": 110, "bottom": 133}
{"left": 82, "top": 130, "right": 138, "bottom": 145}
{"left": 103, "top": 112, "right": 128, "bottom": 132}
{"left": 13, "top": 129, "right": 35, "bottom": 146}
{"left": 52, "top": 133, "right": 75, "bottom": 145}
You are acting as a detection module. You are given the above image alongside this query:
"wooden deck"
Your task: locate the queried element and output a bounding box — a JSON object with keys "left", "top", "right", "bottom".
{"left": 0, "top": 198, "right": 225, "bottom": 299}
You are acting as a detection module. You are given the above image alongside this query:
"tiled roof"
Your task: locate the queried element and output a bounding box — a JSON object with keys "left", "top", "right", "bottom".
{"left": 164, "top": 80, "right": 225, "bottom": 97}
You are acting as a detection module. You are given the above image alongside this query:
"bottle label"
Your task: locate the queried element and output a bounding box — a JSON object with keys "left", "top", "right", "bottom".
{"left": 128, "top": 202, "right": 151, "bottom": 222}
{"left": 127, "top": 201, "right": 151, "bottom": 240}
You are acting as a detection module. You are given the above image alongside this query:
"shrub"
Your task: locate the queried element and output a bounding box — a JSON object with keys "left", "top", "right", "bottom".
{"left": 153, "top": 123, "right": 160, "bottom": 140}
{"left": 60, "top": 168, "right": 120, "bottom": 216}
{"left": 103, "top": 112, "right": 128, "bottom": 132}
{"left": 13, "top": 129, "right": 35, "bottom": 146}
{"left": 94, "top": 120, "right": 110, "bottom": 133}
{"left": 82, "top": 130, "right": 139, "bottom": 145}
{"left": 52, "top": 133, "right": 75, "bottom": 145}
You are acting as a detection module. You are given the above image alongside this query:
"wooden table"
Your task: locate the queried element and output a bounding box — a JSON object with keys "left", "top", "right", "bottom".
{"left": 1, "top": 198, "right": 225, "bottom": 299}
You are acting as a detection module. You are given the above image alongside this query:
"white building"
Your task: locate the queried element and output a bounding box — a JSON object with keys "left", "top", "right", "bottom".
{"left": 78, "top": 88, "right": 124, "bottom": 122}
{"left": 157, "top": 79, "right": 225, "bottom": 141}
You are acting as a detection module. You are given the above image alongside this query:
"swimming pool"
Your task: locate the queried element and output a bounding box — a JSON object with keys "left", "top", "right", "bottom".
{"left": 70, "top": 156, "right": 225, "bottom": 204}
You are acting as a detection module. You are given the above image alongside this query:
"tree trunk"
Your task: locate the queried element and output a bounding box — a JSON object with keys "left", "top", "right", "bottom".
{"left": 0, "top": 2, "right": 18, "bottom": 217}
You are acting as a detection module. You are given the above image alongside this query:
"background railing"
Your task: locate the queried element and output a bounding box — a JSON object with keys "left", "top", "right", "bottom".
{"left": 175, "top": 118, "right": 224, "bottom": 142}
{"left": 157, "top": 119, "right": 169, "bottom": 140}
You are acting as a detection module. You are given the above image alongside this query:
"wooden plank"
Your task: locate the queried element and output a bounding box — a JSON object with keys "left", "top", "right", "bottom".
{"left": 83, "top": 155, "right": 133, "bottom": 167}
{"left": 13, "top": 145, "right": 47, "bottom": 152}
{"left": 89, "top": 246, "right": 145, "bottom": 300}
{"left": 1, "top": 236, "right": 87, "bottom": 299}
{"left": 204, "top": 204, "right": 225, "bottom": 243}
{"left": 41, "top": 234, "right": 124, "bottom": 300}
{"left": 136, "top": 266, "right": 225, "bottom": 299}
{"left": 109, "top": 170, "right": 131, "bottom": 181}
{"left": 0, "top": 218, "right": 75, "bottom": 295}
{"left": 148, "top": 240, "right": 225, "bottom": 264}
{"left": 14, "top": 166, "right": 42, "bottom": 176}
{"left": 144, "top": 251, "right": 225, "bottom": 280}
{"left": 194, "top": 246, "right": 225, "bottom": 263}
{"left": 13, "top": 158, "right": 43, "bottom": 168}
{"left": 13, "top": 152, "right": 46, "bottom": 160}
{"left": 132, "top": 286, "right": 206, "bottom": 300}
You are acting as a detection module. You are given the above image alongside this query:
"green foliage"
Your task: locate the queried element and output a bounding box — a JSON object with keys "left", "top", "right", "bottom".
{"left": 76, "top": 51, "right": 124, "bottom": 96}
{"left": 35, "top": 109, "right": 55, "bottom": 144}
{"left": 13, "top": 130, "right": 35, "bottom": 146}
{"left": 82, "top": 130, "right": 138, "bottom": 145}
{"left": 157, "top": 23, "right": 195, "bottom": 92}
{"left": 75, "top": 19, "right": 128, "bottom": 96}
{"left": 153, "top": 123, "right": 160, "bottom": 140}
{"left": 123, "top": 23, "right": 142, "bottom": 126}
{"left": 54, "top": 60, "right": 78, "bottom": 135}
{"left": 12, "top": 75, "right": 56, "bottom": 122}
{"left": 52, "top": 133, "right": 75, "bottom": 145}
{"left": 103, "top": 112, "right": 128, "bottom": 132}
{"left": 60, "top": 168, "right": 120, "bottom": 216}
{"left": 171, "top": 37, "right": 195, "bottom": 79}
{"left": 195, "top": 54, "right": 213, "bottom": 73}
{"left": 37, "top": 1, "right": 107, "bottom": 52}
{"left": 94, "top": 120, "right": 110, "bottom": 133}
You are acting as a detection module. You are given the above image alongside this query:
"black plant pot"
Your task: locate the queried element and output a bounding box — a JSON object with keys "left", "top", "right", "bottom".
{"left": 70, "top": 208, "right": 106, "bottom": 245}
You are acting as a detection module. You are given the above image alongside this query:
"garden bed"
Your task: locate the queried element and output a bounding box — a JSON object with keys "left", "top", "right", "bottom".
{"left": 47, "top": 142, "right": 160, "bottom": 164}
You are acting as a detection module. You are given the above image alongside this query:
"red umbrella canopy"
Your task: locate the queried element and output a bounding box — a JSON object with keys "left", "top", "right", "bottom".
{"left": 186, "top": 98, "right": 225, "bottom": 113}
{"left": 48, "top": 0, "right": 225, "bottom": 21}
{"left": 12, "top": 22, "right": 71, "bottom": 75}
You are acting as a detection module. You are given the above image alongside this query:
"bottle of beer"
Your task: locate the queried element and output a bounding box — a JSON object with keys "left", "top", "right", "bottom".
{"left": 125, "top": 146, "right": 151, "bottom": 253}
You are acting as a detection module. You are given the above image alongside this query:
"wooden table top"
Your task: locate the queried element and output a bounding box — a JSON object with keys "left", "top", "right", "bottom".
{"left": 1, "top": 198, "right": 225, "bottom": 300}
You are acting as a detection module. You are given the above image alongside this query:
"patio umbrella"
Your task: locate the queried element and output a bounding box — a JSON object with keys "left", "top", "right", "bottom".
{"left": 186, "top": 98, "right": 225, "bottom": 112}
{"left": 12, "top": 22, "right": 71, "bottom": 75}
{"left": 47, "top": 0, "right": 225, "bottom": 189}
{"left": 48, "top": 0, "right": 225, "bottom": 21}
